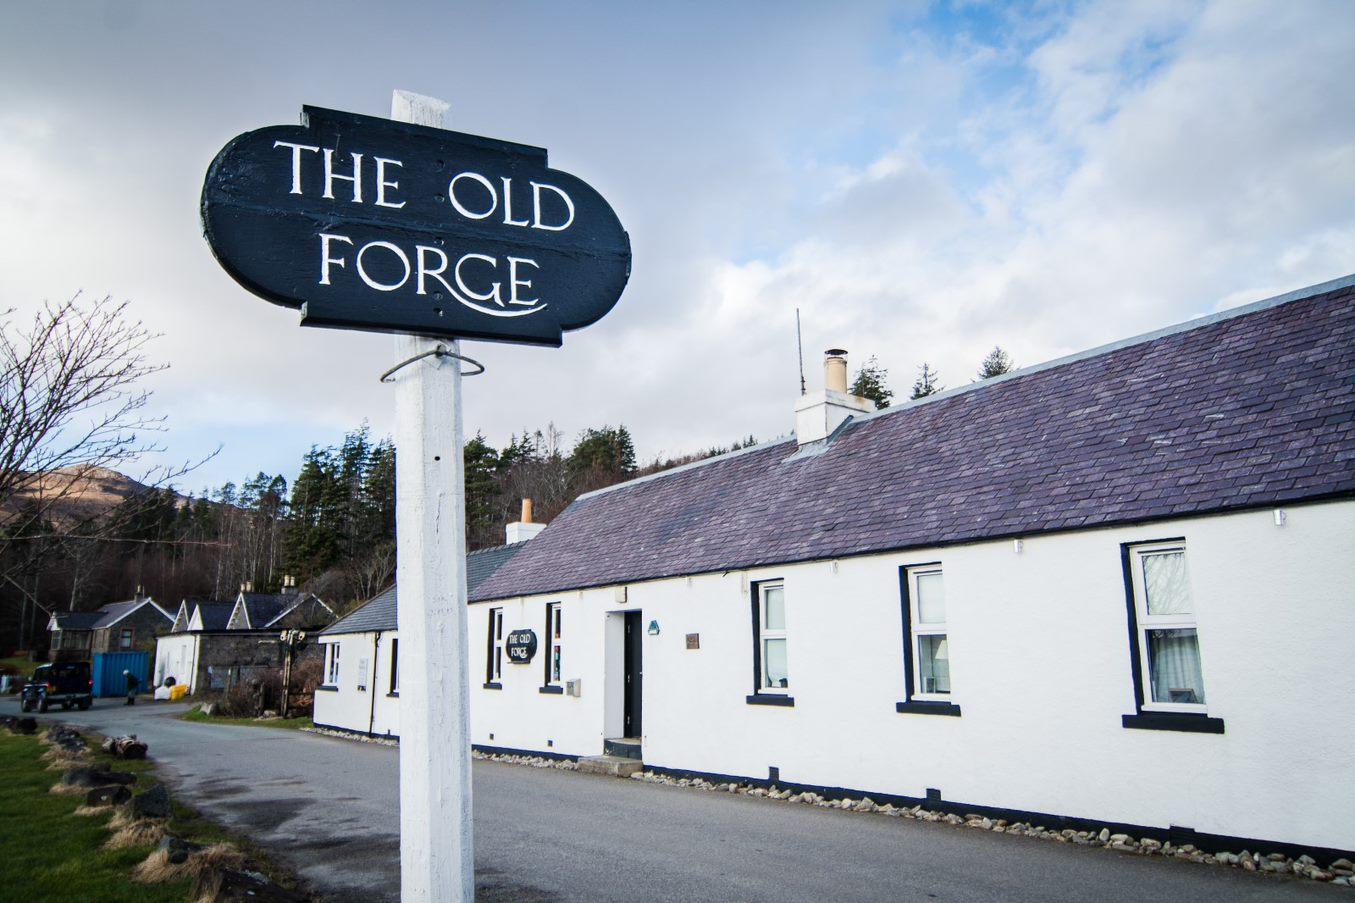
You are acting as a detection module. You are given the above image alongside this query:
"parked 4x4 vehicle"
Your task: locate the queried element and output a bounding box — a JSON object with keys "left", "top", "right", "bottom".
{"left": 20, "top": 662, "right": 93, "bottom": 712}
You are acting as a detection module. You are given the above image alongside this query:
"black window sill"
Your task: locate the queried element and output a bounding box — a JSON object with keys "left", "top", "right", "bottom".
{"left": 316, "top": 685, "right": 338, "bottom": 692}
{"left": 896, "top": 700, "right": 962, "bottom": 717}
{"left": 1122, "top": 712, "right": 1224, "bottom": 734}
{"left": 746, "top": 694, "right": 795, "bottom": 707}
{"left": 482, "top": 681, "right": 502, "bottom": 690}
{"left": 539, "top": 685, "right": 564, "bottom": 695}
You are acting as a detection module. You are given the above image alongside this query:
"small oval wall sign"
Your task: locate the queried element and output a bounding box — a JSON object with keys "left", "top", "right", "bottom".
{"left": 506, "top": 629, "right": 538, "bottom": 664}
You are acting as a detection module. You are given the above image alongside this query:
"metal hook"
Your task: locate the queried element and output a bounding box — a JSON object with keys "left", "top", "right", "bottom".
{"left": 379, "top": 344, "right": 486, "bottom": 383}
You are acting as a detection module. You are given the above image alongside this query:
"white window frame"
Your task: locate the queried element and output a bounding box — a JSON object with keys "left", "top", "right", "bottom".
{"left": 119, "top": 628, "right": 134, "bottom": 650}
{"left": 757, "top": 581, "right": 789, "bottom": 693}
{"left": 545, "top": 602, "right": 563, "bottom": 686}
{"left": 325, "top": 642, "right": 341, "bottom": 686}
{"left": 908, "top": 567, "right": 951, "bottom": 701}
{"left": 487, "top": 608, "right": 504, "bottom": 683}
{"left": 1130, "top": 541, "right": 1207, "bottom": 714}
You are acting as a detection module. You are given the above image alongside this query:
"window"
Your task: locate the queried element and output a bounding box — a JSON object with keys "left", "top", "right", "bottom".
{"left": 747, "top": 580, "right": 793, "bottom": 705}
{"left": 897, "top": 564, "right": 960, "bottom": 716}
{"left": 485, "top": 608, "right": 504, "bottom": 687}
{"left": 325, "top": 643, "right": 341, "bottom": 686}
{"left": 544, "top": 602, "right": 562, "bottom": 686}
{"left": 389, "top": 638, "right": 399, "bottom": 694}
{"left": 1121, "top": 541, "right": 1222, "bottom": 733}
{"left": 51, "top": 632, "right": 62, "bottom": 651}
{"left": 119, "top": 628, "right": 134, "bottom": 650}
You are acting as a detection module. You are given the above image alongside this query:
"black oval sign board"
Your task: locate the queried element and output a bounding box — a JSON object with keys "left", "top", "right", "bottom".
{"left": 506, "top": 629, "right": 538, "bottom": 664}
{"left": 201, "top": 106, "right": 631, "bottom": 346}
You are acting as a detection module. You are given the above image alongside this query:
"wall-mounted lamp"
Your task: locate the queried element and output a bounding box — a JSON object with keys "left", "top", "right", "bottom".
{"left": 1273, "top": 508, "right": 1286, "bottom": 527}
{"left": 1013, "top": 539, "right": 1024, "bottom": 554}
{"left": 647, "top": 620, "right": 660, "bottom": 636}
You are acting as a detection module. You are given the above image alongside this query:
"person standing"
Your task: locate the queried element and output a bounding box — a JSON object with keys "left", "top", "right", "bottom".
{"left": 123, "top": 669, "right": 139, "bottom": 706}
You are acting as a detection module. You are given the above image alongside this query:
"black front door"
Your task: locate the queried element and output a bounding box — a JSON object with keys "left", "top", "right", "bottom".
{"left": 623, "top": 611, "right": 643, "bottom": 738}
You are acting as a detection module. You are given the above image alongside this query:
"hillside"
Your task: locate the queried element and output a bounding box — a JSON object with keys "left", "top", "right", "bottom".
{"left": 2, "top": 465, "right": 181, "bottom": 529}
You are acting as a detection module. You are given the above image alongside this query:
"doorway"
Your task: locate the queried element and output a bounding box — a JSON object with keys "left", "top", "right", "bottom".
{"left": 623, "top": 611, "right": 643, "bottom": 738}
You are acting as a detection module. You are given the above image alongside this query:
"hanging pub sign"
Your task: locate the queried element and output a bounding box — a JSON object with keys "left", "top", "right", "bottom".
{"left": 505, "top": 629, "right": 538, "bottom": 664}
{"left": 200, "top": 106, "right": 630, "bottom": 346}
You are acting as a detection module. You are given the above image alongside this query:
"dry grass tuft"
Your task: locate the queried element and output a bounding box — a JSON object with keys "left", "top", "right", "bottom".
{"left": 49, "top": 781, "right": 89, "bottom": 796}
{"left": 73, "top": 803, "right": 114, "bottom": 817}
{"left": 133, "top": 843, "right": 245, "bottom": 885}
{"left": 105, "top": 818, "right": 167, "bottom": 850}
{"left": 41, "top": 748, "right": 87, "bottom": 769}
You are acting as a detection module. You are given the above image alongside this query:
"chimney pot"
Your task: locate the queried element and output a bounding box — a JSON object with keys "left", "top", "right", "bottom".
{"left": 506, "top": 498, "right": 545, "bottom": 545}
{"left": 793, "top": 346, "right": 873, "bottom": 445}
{"left": 824, "top": 348, "right": 849, "bottom": 394}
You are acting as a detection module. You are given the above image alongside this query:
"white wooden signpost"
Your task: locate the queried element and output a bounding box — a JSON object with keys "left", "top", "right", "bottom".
{"left": 391, "top": 90, "right": 473, "bottom": 903}
{"left": 200, "top": 89, "right": 631, "bottom": 902}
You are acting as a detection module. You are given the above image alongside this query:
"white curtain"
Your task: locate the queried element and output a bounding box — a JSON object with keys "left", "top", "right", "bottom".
{"left": 1149, "top": 629, "right": 1205, "bottom": 703}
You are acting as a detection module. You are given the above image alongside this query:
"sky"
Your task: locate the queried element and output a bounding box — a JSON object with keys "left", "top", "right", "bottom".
{"left": 1, "top": 0, "right": 1352, "bottom": 493}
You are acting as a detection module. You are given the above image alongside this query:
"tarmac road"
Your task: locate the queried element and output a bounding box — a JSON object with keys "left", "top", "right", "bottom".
{"left": 5, "top": 696, "right": 1339, "bottom": 902}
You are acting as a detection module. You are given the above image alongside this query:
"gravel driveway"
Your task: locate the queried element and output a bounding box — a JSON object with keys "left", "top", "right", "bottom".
{"left": 6, "top": 696, "right": 1338, "bottom": 902}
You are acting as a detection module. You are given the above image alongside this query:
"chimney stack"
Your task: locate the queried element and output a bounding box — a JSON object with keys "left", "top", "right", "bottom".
{"left": 506, "top": 498, "right": 546, "bottom": 545}
{"left": 794, "top": 348, "right": 874, "bottom": 445}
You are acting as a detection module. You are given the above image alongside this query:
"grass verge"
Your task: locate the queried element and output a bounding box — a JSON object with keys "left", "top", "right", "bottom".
{"left": 0, "top": 732, "right": 190, "bottom": 903}
{"left": 0, "top": 725, "right": 310, "bottom": 901}
{"left": 178, "top": 707, "right": 312, "bottom": 730}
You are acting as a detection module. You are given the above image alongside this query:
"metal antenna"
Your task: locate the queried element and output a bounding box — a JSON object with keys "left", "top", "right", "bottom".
{"left": 796, "top": 308, "right": 806, "bottom": 396}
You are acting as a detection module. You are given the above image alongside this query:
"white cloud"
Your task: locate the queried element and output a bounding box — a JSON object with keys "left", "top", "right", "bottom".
{"left": 0, "top": 0, "right": 1349, "bottom": 486}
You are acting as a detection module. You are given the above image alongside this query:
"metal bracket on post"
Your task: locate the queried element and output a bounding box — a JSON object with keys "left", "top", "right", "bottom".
{"left": 379, "top": 345, "right": 485, "bottom": 383}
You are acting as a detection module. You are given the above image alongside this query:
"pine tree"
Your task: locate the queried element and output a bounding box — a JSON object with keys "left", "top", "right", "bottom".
{"left": 849, "top": 356, "right": 894, "bottom": 409}
{"left": 911, "top": 363, "right": 943, "bottom": 399}
{"left": 977, "top": 346, "right": 1015, "bottom": 380}
{"left": 568, "top": 425, "right": 637, "bottom": 493}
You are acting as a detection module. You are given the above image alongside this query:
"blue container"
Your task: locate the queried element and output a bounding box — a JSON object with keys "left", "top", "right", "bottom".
{"left": 92, "top": 651, "right": 151, "bottom": 698}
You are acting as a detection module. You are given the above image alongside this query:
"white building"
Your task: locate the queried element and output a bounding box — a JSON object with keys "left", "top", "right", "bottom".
{"left": 315, "top": 274, "right": 1355, "bottom": 861}
{"left": 314, "top": 542, "right": 531, "bottom": 738}
{"left": 154, "top": 584, "right": 335, "bottom": 693}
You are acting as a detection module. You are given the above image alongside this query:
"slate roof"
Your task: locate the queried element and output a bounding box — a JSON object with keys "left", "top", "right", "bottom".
{"left": 50, "top": 610, "right": 102, "bottom": 631}
{"left": 322, "top": 542, "right": 527, "bottom": 635}
{"left": 193, "top": 602, "right": 236, "bottom": 631}
{"left": 237, "top": 593, "right": 292, "bottom": 627}
{"left": 472, "top": 275, "right": 1355, "bottom": 602}
{"left": 52, "top": 598, "right": 173, "bottom": 631}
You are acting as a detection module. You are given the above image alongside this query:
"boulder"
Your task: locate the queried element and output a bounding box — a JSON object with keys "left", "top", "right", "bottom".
{"left": 86, "top": 784, "right": 132, "bottom": 807}
{"left": 130, "top": 784, "right": 172, "bottom": 820}
{"left": 210, "top": 869, "right": 308, "bottom": 902}
{"left": 8, "top": 717, "right": 37, "bottom": 735}
{"left": 61, "top": 765, "right": 112, "bottom": 787}
{"left": 157, "top": 835, "right": 203, "bottom": 865}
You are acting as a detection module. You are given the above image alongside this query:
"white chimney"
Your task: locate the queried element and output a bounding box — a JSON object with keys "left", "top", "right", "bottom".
{"left": 506, "top": 498, "right": 545, "bottom": 544}
{"left": 794, "top": 348, "right": 874, "bottom": 445}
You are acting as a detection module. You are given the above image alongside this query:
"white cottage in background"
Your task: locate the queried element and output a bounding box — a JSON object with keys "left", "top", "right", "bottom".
{"left": 319, "top": 274, "right": 1355, "bottom": 862}
{"left": 313, "top": 540, "right": 532, "bottom": 738}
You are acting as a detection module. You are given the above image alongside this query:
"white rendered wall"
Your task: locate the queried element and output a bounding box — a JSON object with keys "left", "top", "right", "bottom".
{"left": 153, "top": 634, "right": 198, "bottom": 692}
{"left": 313, "top": 634, "right": 400, "bottom": 737}
{"left": 464, "top": 500, "right": 1355, "bottom": 852}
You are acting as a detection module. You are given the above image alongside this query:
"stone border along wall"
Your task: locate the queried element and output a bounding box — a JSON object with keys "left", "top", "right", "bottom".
{"left": 625, "top": 771, "right": 1353, "bottom": 886}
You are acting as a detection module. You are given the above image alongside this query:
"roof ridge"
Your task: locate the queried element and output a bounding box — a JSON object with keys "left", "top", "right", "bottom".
{"left": 573, "top": 271, "right": 1355, "bottom": 503}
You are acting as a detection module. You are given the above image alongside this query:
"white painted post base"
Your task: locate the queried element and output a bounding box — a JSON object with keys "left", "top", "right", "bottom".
{"left": 390, "top": 90, "right": 475, "bottom": 903}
